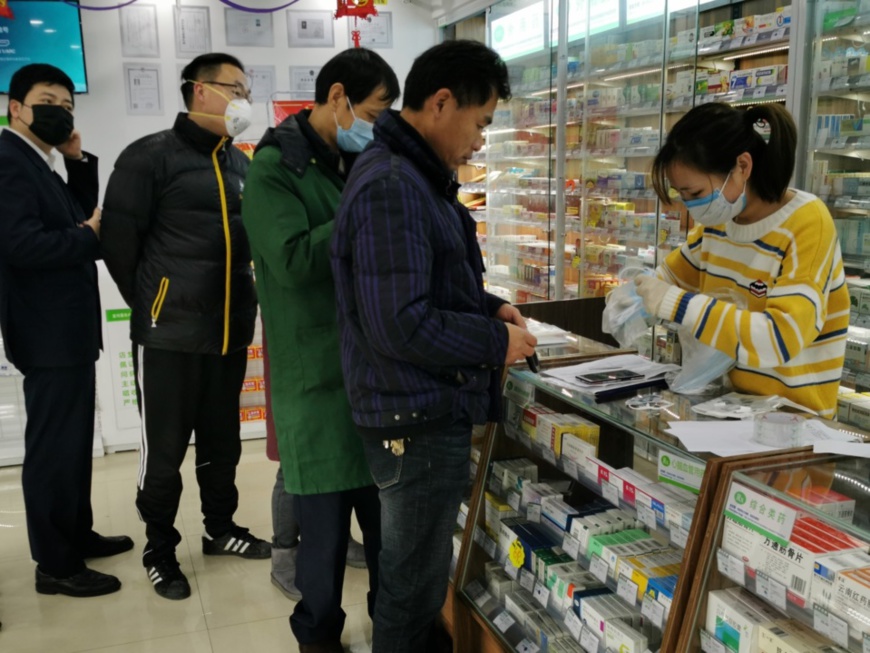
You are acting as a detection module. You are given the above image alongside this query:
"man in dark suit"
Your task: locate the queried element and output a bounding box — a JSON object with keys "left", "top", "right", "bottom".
{"left": 0, "top": 64, "right": 133, "bottom": 597}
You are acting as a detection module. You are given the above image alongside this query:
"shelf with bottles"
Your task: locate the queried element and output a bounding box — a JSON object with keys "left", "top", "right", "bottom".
{"left": 682, "top": 454, "right": 870, "bottom": 653}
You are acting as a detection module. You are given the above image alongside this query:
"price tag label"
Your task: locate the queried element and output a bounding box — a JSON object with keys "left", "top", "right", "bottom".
{"left": 519, "top": 568, "right": 536, "bottom": 592}
{"left": 755, "top": 571, "right": 787, "bottom": 611}
{"left": 504, "top": 558, "right": 520, "bottom": 580}
{"left": 673, "top": 96, "right": 685, "bottom": 108}
{"left": 590, "top": 554, "right": 610, "bottom": 583}
{"left": 717, "top": 548, "right": 746, "bottom": 587}
{"left": 542, "top": 448, "right": 557, "bottom": 466}
{"left": 565, "top": 611, "right": 584, "bottom": 640}
{"left": 814, "top": 604, "right": 849, "bottom": 648}
{"left": 563, "top": 533, "right": 581, "bottom": 559}
{"left": 580, "top": 626, "right": 601, "bottom": 652}
{"left": 700, "top": 630, "right": 727, "bottom": 653}
{"left": 527, "top": 504, "right": 541, "bottom": 524}
{"left": 731, "top": 89, "right": 745, "bottom": 100}
{"left": 753, "top": 87, "right": 767, "bottom": 99}
{"left": 776, "top": 85, "right": 788, "bottom": 96}
{"left": 859, "top": 74, "right": 870, "bottom": 88}
{"left": 515, "top": 639, "right": 540, "bottom": 653}
{"left": 670, "top": 524, "right": 689, "bottom": 549}
{"left": 641, "top": 595, "right": 665, "bottom": 629}
{"left": 474, "top": 590, "right": 493, "bottom": 608}
{"left": 637, "top": 502, "right": 657, "bottom": 530}
{"left": 772, "top": 28, "right": 786, "bottom": 40}
{"left": 602, "top": 481, "right": 620, "bottom": 505}
{"left": 507, "top": 492, "right": 521, "bottom": 512}
{"left": 488, "top": 475, "right": 501, "bottom": 495}
{"left": 484, "top": 536, "right": 497, "bottom": 559}
{"left": 617, "top": 575, "right": 640, "bottom": 606}
{"left": 743, "top": 34, "right": 758, "bottom": 46}
{"left": 833, "top": 136, "right": 849, "bottom": 149}
{"left": 518, "top": 432, "right": 532, "bottom": 451}
{"left": 833, "top": 77, "right": 851, "bottom": 90}
{"left": 533, "top": 581, "right": 550, "bottom": 608}
{"left": 563, "top": 459, "right": 579, "bottom": 479}
{"left": 819, "top": 77, "right": 832, "bottom": 91}
{"left": 863, "top": 633, "right": 870, "bottom": 653}
{"left": 494, "top": 610, "right": 516, "bottom": 633}
{"left": 474, "top": 526, "right": 485, "bottom": 547}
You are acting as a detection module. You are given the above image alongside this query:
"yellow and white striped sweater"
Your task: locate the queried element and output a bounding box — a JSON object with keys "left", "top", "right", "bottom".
{"left": 658, "top": 190, "right": 849, "bottom": 418}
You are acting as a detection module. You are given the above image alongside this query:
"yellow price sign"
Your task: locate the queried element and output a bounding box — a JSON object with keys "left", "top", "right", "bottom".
{"left": 508, "top": 539, "right": 525, "bottom": 568}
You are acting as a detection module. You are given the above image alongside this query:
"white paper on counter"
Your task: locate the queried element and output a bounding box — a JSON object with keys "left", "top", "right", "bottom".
{"left": 666, "top": 418, "right": 858, "bottom": 456}
{"left": 812, "top": 441, "right": 870, "bottom": 458}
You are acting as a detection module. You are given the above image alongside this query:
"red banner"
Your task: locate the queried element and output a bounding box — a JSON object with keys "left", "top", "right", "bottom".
{"left": 271, "top": 100, "right": 313, "bottom": 125}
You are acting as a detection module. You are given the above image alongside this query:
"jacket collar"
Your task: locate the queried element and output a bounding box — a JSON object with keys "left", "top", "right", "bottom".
{"left": 173, "top": 112, "right": 230, "bottom": 155}
{"left": 373, "top": 110, "right": 460, "bottom": 199}
{"left": 1, "top": 128, "right": 55, "bottom": 173}
{"left": 255, "top": 110, "right": 347, "bottom": 181}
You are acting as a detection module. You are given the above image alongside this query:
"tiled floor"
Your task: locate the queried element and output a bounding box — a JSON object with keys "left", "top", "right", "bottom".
{"left": 0, "top": 439, "right": 373, "bottom": 652}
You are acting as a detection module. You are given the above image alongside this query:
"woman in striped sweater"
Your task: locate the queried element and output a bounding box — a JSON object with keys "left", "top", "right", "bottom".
{"left": 636, "top": 103, "right": 849, "bottom": 418}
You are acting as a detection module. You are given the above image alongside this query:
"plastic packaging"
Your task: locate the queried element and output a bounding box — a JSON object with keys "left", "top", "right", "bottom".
{"left": 666, "top": 288, "right": 743, "bottom": 395}
{"left": 601, "top": 268, "right": 653, "bottom": 349}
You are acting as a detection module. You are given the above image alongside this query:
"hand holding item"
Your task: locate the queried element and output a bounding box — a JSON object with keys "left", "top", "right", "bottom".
{"left": 82, "top": 207, "right": 101, "bottom": 239}
{"left": 495, "top": 303, "right": 527, "bottom": 330}
{"left": 505, "top": 323, "right": 537, "bottom": 364}
{"left": 56, "top": 129, "right": 83, "bottom": 161}
{"left": 634, "top": 274, "right": 671, "bottom": 318}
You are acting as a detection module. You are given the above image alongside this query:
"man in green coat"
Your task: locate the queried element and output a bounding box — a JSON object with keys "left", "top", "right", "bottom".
{"left": 242, "top": 49, "right": 399, "bottom": 653}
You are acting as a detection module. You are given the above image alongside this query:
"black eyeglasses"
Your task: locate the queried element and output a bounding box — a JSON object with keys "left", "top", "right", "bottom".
{"left": 201, "top": 81, "right": 252, "bottom": 103}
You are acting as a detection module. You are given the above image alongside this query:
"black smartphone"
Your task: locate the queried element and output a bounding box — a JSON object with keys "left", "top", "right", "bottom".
{"left": 576, "top": 369, "right": 644, "bottom": 384}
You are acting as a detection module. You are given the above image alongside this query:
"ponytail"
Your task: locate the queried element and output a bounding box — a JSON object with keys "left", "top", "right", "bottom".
{"left": 652, "top": 102, "right": 797, "bottom": 204}
{"left": 742, "top": 103, "right": 796, "bottom": 202}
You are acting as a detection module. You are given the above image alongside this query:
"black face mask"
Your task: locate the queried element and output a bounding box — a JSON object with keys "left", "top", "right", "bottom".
{"left": 24, "top": 104, "right": 74, "bottom": 146}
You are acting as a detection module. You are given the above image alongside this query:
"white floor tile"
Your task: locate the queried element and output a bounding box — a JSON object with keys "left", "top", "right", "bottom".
{"left": 0, "top": 439, "right": 377, "bottom": 653}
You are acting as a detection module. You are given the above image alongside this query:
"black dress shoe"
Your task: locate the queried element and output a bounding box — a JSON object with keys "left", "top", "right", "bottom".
{"left": 35, "top": 566, "right": 121, "bottom": 597}
{"left": 83, "top": 534, "right": 134, "bottom": 559}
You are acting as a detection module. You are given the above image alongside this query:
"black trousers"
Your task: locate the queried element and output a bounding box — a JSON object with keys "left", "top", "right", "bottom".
{"left": 132, "top": 346, "right": 248, "bottom": 566}
{"left": 291, "top": 485, "right": 381, "bottom": 644}
{"left": 21, "top": 364, "right": 96, "bottom": 578}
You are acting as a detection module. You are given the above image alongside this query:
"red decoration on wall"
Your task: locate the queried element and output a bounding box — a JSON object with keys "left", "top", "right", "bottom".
{"left": 334, "top": 0, "right": 377, "bottom": 47}
{"left": 0, "top": 0, "right": 15, "bottom": 20}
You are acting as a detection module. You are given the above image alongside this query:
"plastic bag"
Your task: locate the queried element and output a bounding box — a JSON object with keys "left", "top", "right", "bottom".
{"left": 601, "top": 268, "right": 653, "bottom": 349}
{"left": 666, "top": 288, "right": 744, "bottom": 395}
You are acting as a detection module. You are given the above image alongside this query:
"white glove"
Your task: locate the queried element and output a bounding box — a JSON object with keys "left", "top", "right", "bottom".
{"left": 634, "top": 275, "right": 672, "bottom": 318}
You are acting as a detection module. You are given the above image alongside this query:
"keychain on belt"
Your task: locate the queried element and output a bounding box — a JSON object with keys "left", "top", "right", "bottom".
{"left": 383, "top": 438, "right": 409, "bottom": 456}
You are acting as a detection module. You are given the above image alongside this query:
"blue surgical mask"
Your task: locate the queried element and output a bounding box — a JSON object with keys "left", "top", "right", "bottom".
{"left": 680, "top": 170, "right": 747, "bottom": 227}
{"left": 335, "top": 98, "right": 374, "bottom": 153}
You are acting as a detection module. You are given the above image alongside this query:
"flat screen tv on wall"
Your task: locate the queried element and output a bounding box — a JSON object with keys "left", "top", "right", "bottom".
{"left": 0, "top": 0, "right": 88, "bottom": 94}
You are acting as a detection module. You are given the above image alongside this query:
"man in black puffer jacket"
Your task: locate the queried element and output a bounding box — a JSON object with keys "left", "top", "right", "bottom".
{"left": 101, "top": 53, "right": 267, "bottom": 601}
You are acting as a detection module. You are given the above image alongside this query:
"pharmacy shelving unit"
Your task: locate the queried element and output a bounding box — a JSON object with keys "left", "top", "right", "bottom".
{"left": 479, "top": 0, "right": 795, "bottom": 310}
{"left": 678, "top": 452, "right": 870, "bottom": 652}
{"left": 803, "top": 2, "right": 870, "bottom": 412}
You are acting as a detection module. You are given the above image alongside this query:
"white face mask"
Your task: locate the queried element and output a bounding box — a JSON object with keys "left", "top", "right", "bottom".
{"left": 223, "top": 97, "right": 252, "bottom": 137}
{"left": 680, "top": 170, "right": 747, "bottom": 227}
{"left": 187, "top": 80, "right": 252, "bottom": 138}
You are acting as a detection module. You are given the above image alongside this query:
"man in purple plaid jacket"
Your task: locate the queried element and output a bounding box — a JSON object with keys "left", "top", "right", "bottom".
{"left": 331, "top": 40, "right": 537, "bottom": 653}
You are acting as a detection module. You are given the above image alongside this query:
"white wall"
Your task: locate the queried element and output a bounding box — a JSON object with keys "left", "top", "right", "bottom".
{"left": 2, "top": 0, "right": 437, "bottom": 196}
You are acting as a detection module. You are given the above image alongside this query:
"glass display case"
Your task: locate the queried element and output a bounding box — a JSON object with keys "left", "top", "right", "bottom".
{"left": 456, "top": 365, "right": 720, "bottom": 652}
{"left": 803, "top": 0, "right": 870, "bottom": 420}
{"left": 479, "top": 0, "right": 794, "bottom": 307}
{"left": 679, "top": 453, "right": 870, "bottom": 652}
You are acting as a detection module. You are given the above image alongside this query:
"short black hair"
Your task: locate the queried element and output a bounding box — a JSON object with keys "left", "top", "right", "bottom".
{"left": 7, "top": 63, "right": 75, "bottom": 121}
{"left": 314, "top": 48, "right": 400, "bottom": 106}
{"left": 652, "top": 102, "right": 797, "bottom": 205}
{"left": 180, "top": 52, "right": 245, "bottom": 109}
{"left": 403, "top": 40, "right": 510, "bottom": 111}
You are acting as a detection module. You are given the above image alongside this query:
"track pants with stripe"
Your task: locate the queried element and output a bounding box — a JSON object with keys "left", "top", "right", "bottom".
{"left": 133, "top": 346, "right": 248, "bottom": 567}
